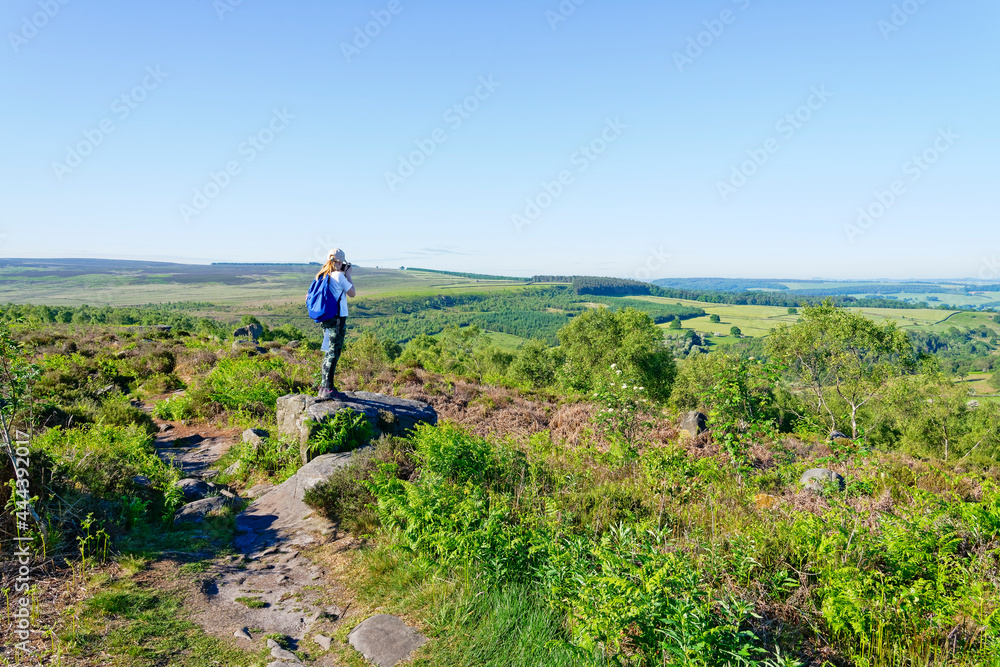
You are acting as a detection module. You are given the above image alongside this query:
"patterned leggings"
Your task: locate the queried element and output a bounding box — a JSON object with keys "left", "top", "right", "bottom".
{"left": 320, "top": 317, "right": 347, "bottom": 390}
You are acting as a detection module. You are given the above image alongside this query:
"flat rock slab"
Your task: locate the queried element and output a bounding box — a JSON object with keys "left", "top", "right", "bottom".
{"left": 276, "top": 392, "right": 437, "bottom": 459}
{"left": 192, "top": 548, "right": 333, "bottom": 641}
{"left": 348, "top": 614, "right": 427, "bottom": 667}
{"left": 234, "top": 452, "right": 360, "bottom": 553}
{"left": 157, "top": 434, "right": 236, "bottom": 478}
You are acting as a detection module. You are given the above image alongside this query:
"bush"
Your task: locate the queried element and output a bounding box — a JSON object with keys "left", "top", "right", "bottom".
{"left": 203, "top": 356, "right": 295, "bottom": 415}
{"left": 668, "top": 352, "right": 724, "bottom": 412}
{"left": 151, "top": 394, "right": 197, "bottom": 421}
{"left": 557, "top": 307, "right": 676, "bottom": 403}
{"left": 219, "top": 435, "right": 301, "bottom": 485}
{"left": 341, "top": 332, "right": 394, "bottom": 382}
{"left": 412, "top": 421, "right": 497, "bottom": 485}
{"left": 36, "top": 423, "right": 176, "bottom": 498}
{"left": 305, "top": 409, "right": 374, "bottom": 459}
{"left": 398, "top": 335, "right": 443, "bottom": 371}
{"left": 95, "top": 393, "right": 158, "bottom": 436}
{"left": 510, "top": 340, "right": 560, "bottom": 389}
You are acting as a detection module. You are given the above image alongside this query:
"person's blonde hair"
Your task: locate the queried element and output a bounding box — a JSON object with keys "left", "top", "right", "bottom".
{"left": 315, "top": 258, "right": 342, "bottom": 279}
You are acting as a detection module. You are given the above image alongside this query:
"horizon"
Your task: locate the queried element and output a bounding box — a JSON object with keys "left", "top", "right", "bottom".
{"left": 0, "top": 255, "right": 996, "bottom": 285}
{"left": 2, "top": 0, "right": 997, "bottom": 281}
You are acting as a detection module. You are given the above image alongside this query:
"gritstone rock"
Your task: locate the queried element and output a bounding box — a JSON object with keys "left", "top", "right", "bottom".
{"left": 680, "top": 411, "right": 707, "bottom": 436}
{"left": 274, "top": 392, "right": 436, "bottom": 464}
{"left": 173, "top": 496, "right": 232, "bottom": 525}
{"left": 800, "top": 468, "right": 845, "bottom": 493}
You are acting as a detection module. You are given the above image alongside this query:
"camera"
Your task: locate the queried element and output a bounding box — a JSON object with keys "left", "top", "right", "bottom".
{"left": 342, "top": 262, "right": 352, "bottom": 271}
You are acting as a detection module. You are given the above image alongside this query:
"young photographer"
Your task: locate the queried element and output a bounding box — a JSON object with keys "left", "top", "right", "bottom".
{"left": 315, "top": 248, "right": 355, "bottom": 399}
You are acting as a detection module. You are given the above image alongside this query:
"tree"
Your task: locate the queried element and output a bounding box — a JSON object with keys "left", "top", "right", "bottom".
{"left": 730, "top": 326, "right": 742, "bottom": 337}
{"left": 709, "top": 314, "right": 721, "bottom": 324}
{"left": 766, "top": 301, "right": 915, "bottom": 438}
{"left": 787, "top": 307, "right": 798, "bottom": 315}
{"left": 669, "top": 318, "right": 682, "bottom": 329}
{"left": 883, "top": 371, "right": 1000, "bottom": 461}
{"left": 510, "top": 339, "right": 559, "bottom": 388}
{"left": 556, "top": 307, "right": 676, "bottom": 402}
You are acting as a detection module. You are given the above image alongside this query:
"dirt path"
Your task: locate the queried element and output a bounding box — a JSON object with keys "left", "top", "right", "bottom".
{"left": 136, "top": 396, "right": 351, "bottom": 663}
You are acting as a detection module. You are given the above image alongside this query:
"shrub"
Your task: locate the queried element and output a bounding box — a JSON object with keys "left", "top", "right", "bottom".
{"left": 220, "top": 435, "right": 301, "bottom": 485}
{"left": 398, "top": 335, "right": 443, "bottom": 371}
{"left": 151, "top": 394, "right": 197, "bottom": 421}
{"left": 510, "top": 340, "right": 559, "bottom": 389}
{"left": 341, "top": 332, "right": 393, "bottom": 382}
{"left": 591, "top": 368, "right": 655, "bottom": 461}
{"left": 95, "top": 394, "right": 158, "bottom": 436}
{"left": 412, "top": 421, "right": 496, "bottom": 485}
{"left": 203, "top": 356, "right": 294, "bottom": 415}
{"left": 36, "top": 423, "right": 176, "bottom": 498}
{"left": 557, "top": 307, "right": 676, "bottom": 403}
{"left": 137, "top": 372, "right": 184, "bottom": 395}
{"left": 305, "top": 409, "right": 374, "bottom": 459}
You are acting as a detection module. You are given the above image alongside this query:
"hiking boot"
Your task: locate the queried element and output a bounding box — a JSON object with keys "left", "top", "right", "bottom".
{"left": 318, "top": 387, "right": 334, "bottom": 400}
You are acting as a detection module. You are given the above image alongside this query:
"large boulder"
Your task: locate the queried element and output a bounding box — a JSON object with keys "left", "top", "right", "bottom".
{"left": 275, "top": 392, "right": 437, "bottom": 464}
{"left": 242, "top": 428, "right": 268, "bottom": 452}
{"left": 233, "top": 323, "right": 264, "bottom": 342}
{"left": 800, "top": 468, "right": 845, "bottom": 493}
{"left": 174, "top": 478, "right": 218, "bottom": 502}
{"left": 234, "top": 451, "right": 360, "bottom": 553}
{"left": 174, "top": 496, "right": 232, "bottom": 525}
{"left": 679, "top": 411, "right": 707, "bottom": 437}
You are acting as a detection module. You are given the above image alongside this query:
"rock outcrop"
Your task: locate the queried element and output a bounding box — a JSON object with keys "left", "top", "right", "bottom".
{"left": 233, "top": 452, "right": 359, "bottom": 554}
{"left": 233, "top": 323, "right": 264, "bottom": 341}
{"left": 275, "top": 392, "right": 437, "bottom": 464}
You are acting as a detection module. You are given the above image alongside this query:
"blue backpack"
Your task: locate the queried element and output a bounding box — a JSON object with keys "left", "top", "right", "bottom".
{"left": 306, "top": 275, "right": 343, "bottom": 324}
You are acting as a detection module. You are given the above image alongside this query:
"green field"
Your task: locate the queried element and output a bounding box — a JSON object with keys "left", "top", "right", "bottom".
{"left": 0, "top": 260, "right": 536, "bottom": 306}
{"left": 632, "top": 295, "right": 1000, "bottom": 344}
{"left": 665, "top": 278, "right": 1000, "bottom": 309}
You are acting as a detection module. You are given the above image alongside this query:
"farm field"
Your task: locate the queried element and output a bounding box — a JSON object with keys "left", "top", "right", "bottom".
{"left": 661, "top": 277, "right": 1000, "bottom": 308}
{"left": 959, "top": 372, "right": 1000, "bottom": 397}
{"left": 0, "top": 260, "right": 532, "bottom": 306}
{"left": 633, "top": 294, "right": 1000, "bottom": 343}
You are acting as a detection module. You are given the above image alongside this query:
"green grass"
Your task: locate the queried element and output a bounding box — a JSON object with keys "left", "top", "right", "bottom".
{"left": 334, "top": 539, "right": 599, "bottom": 667}
{"left": 59, "top": 579, "right": 266, "bottom": 667}
{"left": 234, "top": 596, "right": 268, "bottom": 608}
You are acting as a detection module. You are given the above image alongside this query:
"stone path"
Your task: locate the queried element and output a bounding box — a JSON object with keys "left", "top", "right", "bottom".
{"left": 156, "top": 432, "right": 236, "bottom": 478}
{"left": 145, "top": 392, "right": 433, "bottom": 667}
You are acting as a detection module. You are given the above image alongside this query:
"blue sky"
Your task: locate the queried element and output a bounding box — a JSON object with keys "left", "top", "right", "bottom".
{"left": 2, "top": 0, "right": 997, "bottom": 280}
